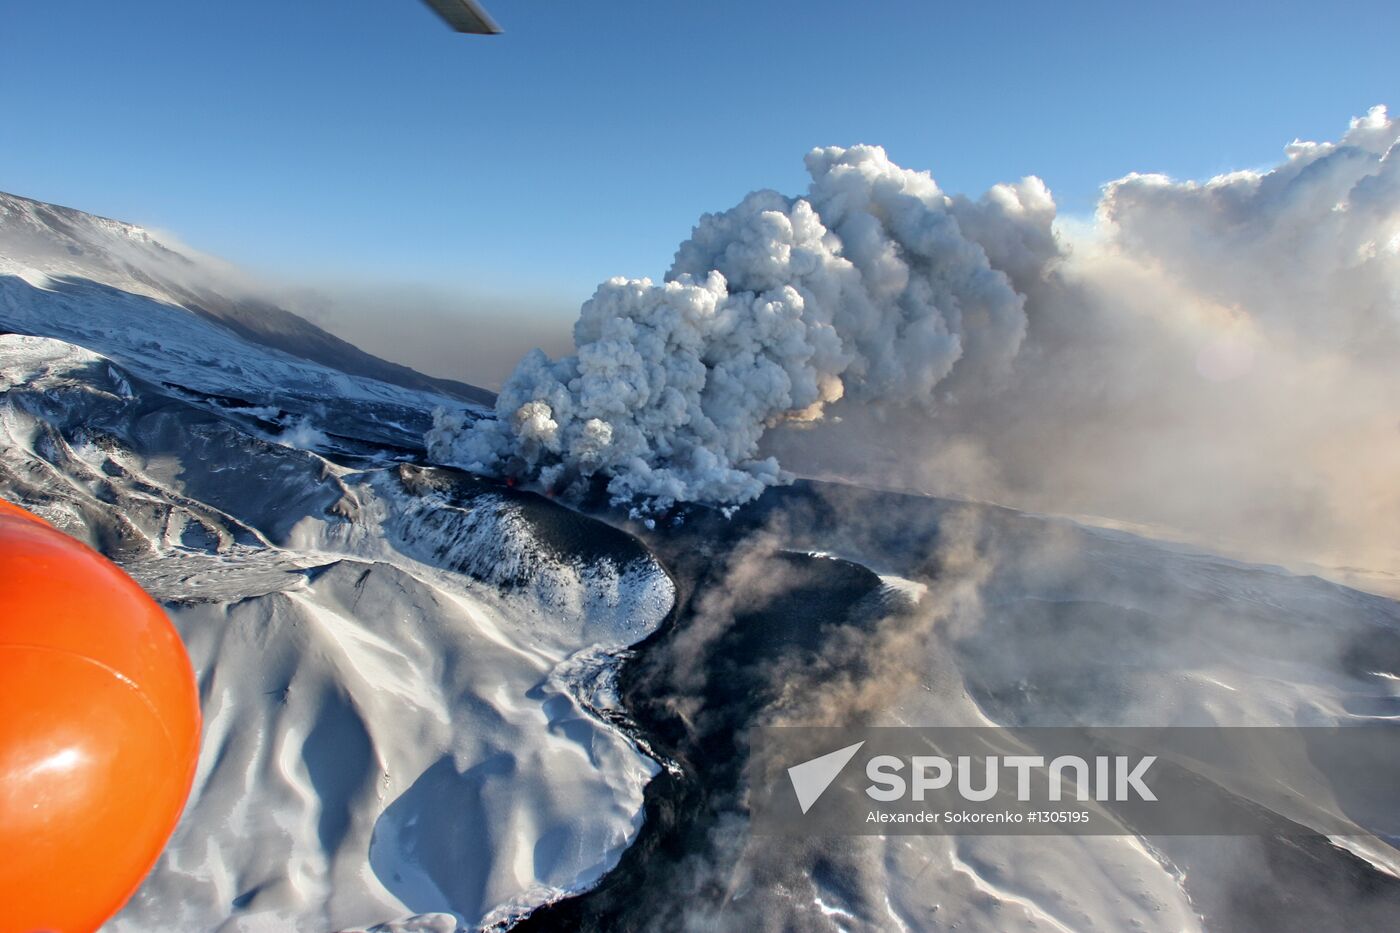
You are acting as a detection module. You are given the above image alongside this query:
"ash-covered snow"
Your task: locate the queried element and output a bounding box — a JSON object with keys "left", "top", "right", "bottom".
{"left": 523, "top": 482, "right": 1400, "bottom": 933}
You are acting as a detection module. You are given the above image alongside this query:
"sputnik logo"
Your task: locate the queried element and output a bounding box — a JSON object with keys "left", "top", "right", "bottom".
{"left": 787, "top": 741, "right": 865, "bottom": 814}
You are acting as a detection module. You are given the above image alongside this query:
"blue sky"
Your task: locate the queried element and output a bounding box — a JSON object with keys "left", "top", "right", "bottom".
{"left": 3, "top": 0, "right": 1396, "bottom": 310}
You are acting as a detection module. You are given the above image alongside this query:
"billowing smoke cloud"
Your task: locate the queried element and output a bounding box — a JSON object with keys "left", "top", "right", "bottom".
{"left": 431, "top": 107, "right": 1400, "bottom": 577}
{"left": 1101, "top": 105, "right": 1400, "bottom": 352}
{"left": 864, "top": 104, "right": 1400, "bottom": 579}
{"left": 427, "top": 145, "right": 1049, "bottom": 508}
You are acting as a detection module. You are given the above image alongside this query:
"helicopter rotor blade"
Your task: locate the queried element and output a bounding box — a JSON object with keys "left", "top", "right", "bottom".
{"left": 420, "top": 0, "right": 502, "bottom": 35}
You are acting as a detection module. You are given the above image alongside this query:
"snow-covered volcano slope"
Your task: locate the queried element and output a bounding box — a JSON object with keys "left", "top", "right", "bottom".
{"left": 0, "top": 191, "right": 493, "bottom": 405}
{"left": 0, "top": 333, "right": 674, "bottom": 932}
{"left": 0, "top": 267, "right": 464, "bottom": 454}
{"left": 530, "top": 482, "right": 1400, "bottom": 933}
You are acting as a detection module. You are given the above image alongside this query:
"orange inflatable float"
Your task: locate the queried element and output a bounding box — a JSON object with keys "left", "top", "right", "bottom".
{"left": 0, "top": 499, "right": 201, "bottom": 933}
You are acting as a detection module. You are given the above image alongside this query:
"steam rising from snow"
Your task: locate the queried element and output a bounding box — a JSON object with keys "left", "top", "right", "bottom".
{"left": 427, "top": 145, "right": 1046, "bottom": 507}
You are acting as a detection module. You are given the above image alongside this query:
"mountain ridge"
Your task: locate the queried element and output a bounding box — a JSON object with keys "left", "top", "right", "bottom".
{"left": 0, "top": 190, "right": 494, "bottom": 405}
